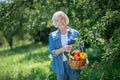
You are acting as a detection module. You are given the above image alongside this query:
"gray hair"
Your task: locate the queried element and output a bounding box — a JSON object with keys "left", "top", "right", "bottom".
{"left": 52, "top": 11, "right": 69, "bottom": 27}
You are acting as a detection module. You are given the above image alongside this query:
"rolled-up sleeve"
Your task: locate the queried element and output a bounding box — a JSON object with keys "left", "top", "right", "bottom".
{"left": 49, "top": 34, "right": 57, "bottom": 57}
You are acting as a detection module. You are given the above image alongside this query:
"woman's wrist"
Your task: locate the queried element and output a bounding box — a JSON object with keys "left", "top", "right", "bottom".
{"left": 60, "top": 47, "right": 65, "bottom": 52}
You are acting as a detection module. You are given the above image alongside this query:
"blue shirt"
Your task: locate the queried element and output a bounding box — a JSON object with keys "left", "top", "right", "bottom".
{"left": 49, "top": 27, "right": 85, "bottom": 75}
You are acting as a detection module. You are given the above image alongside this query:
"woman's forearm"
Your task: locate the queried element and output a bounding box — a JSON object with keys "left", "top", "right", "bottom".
{"left": 55, "top": 47, "right": 64, "bottom": 56}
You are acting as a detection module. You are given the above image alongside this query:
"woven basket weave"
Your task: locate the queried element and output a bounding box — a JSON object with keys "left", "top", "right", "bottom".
{"left": 68, "top": 59, "right": 86, "bottom": 69}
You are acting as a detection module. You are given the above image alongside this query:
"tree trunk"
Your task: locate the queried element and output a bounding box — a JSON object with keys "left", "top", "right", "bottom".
{"left": 8, "top": 38, "right": 13, "bottom": 49}
{"left": 4, "top": 34, "right": 13, "bottom": 50}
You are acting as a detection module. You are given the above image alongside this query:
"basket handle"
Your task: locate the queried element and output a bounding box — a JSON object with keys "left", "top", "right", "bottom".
{"left": 79, "top": 43, "right": 84, "bottom": 52}
{"left": 67, "top": 51, "right": 75, "bottom": 60}
{"left": 68, "top": 51, "right": 71, "bottom": 60}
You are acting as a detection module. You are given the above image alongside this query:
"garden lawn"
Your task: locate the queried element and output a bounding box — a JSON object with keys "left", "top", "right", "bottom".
{"left": 0, "top": 42, "right": 51, "bottom": 80}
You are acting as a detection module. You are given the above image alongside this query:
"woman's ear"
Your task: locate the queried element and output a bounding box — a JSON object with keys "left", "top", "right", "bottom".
{"left": 64, "top": 18, "right": 67, "bottom": 24}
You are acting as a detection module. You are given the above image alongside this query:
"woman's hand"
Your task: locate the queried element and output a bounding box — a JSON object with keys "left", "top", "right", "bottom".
{"left": 55, "top": 45, "right": 73, "bottom": 56}
{"left": 80, "top": 58, "right": 89, "bottom": 70}
{"left": 62, "top": 45, "right": 73, "bottom": 53}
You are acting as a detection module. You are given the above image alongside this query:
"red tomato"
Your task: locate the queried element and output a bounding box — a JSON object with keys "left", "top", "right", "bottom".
{"left": 74, "top": 55, "right": 81, "bottom": 61}
{"left": 74, "top": 51, "right": 81, "bottom": 56}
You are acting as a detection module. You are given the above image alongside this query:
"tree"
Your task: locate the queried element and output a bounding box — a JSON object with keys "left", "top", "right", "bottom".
{"left": 0, "top": 0, "right": 31, "bottom": 49}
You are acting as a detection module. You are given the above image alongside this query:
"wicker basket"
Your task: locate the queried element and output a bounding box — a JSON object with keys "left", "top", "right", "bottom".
{"left": 68, "top": 59, "right": 86, "bottom": 69}
{"left": 68, "top": 44, "right": 86, "bottom": 69}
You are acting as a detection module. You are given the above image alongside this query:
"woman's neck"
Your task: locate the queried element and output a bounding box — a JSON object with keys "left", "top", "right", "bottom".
{"left": 60, "top": 26, "right": 68, "bottom": 35}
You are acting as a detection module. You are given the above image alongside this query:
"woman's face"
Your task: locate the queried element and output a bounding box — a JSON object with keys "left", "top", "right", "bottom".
{"left": 55, "top": 15, "right": 67, "bottom": 29}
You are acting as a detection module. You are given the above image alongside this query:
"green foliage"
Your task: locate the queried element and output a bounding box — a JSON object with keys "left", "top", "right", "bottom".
{"left": 80, "top": 46, "right": 120, "bottom": 80}
{"left": 79, "top": 45, "right": 120, "bottom": 80}
{"left": 80, "top": 62, "right": 120, "bottom": 80}
{"left": 86, "top": 46, "right": 104, "bottom": 66}
{"left": 0, "top": 0, "right": 29, "bottom": 49}
{"left": 102, "top": 28, "right": 120, "bottom": 63}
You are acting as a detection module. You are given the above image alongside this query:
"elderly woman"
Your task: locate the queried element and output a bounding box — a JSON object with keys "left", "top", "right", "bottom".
{"left": 49, "top": 11, "right": 89, "bottom": 80}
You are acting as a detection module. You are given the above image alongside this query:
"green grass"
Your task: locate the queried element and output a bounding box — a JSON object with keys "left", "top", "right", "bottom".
{"left": 0, "top": 41, "right": 52, "bottom": 80}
